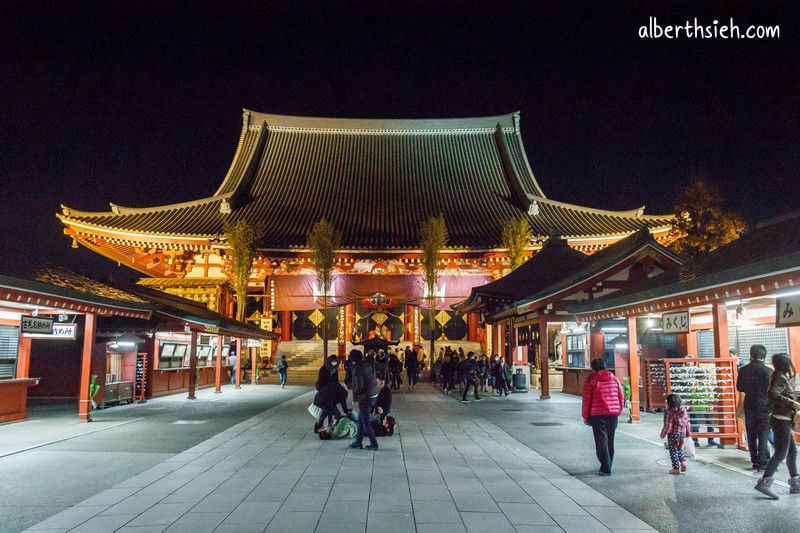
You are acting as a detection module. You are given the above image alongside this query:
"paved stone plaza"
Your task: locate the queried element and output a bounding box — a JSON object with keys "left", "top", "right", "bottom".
{"left": 3, "top": 384, "right": 799, "bottom": 532}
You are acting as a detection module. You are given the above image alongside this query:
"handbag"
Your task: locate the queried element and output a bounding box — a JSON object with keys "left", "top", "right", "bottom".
{"left": 683, "top": 437, "right": 696, "bottom": 459}
{"left": 307, "top": 403, "right": 323, "bottom": 419}
{"left": 792, "top": 411, "right": 800, "bottom": 433}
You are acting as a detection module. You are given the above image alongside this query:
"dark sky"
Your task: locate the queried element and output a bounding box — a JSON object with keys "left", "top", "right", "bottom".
{"left": 1, "top": 1, "right": 798, "bottom": 278}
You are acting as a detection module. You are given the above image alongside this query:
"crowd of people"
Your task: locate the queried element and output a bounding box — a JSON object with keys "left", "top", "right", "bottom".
{"left": 431, "top": 346, "right": 512, "bottom": 400}
{"left": 581, "top": 343, "right": 800, "bottom": 499}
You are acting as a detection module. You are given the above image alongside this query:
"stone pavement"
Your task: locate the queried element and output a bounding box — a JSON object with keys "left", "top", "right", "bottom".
{"left": 24, "top": 384, "right": 654, "bottom": 533}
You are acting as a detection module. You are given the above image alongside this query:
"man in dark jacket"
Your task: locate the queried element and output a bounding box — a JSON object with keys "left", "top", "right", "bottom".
{"left": 349, "top": 349, "right": 379, "bottom": 450}
{"left": 373, "top": 377, "right": 392, "bottom": 421}
{"left": 495, "top": 356, "right": 510, "bottom": 396}
{"left": 737, "top": 344, "right": 772, "bottom": 470}
{"left": 405, "top": 348, "right": 419, "bottom": 391}
{"left": 316, "top": 355, "right": 340, "bottom": 391}
{"left": 313, "top": 381, "right": 349, "bottom": 427}
{"left": 461, "top": 352, "right": 483, "bottom": 402}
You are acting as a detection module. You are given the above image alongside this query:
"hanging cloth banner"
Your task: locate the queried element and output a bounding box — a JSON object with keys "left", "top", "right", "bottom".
{"left": 272, "top": 274, "right": 492, "bottom": 311}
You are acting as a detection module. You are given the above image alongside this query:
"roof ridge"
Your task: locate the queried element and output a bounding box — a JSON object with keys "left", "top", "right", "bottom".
{"left": 532, "top": 196, "right": 673, "bottom": 220}
{"left": 243, "top": 108, "right": 520, "bottom": 132}
{"left": 60, "top": 193, "right": 233, "bottom": 218}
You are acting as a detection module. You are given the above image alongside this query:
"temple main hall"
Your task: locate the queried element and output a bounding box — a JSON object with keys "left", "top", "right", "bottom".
{"left": 57, "top": 109, "right": 674, "bottom": 366}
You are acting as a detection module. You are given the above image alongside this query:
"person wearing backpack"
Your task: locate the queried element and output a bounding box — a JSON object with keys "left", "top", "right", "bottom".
{"left": 277, "top": 355, "right": 288, "bottom": 388}
{"left": 754, "top": 353, "right": 800, "bottom": 499}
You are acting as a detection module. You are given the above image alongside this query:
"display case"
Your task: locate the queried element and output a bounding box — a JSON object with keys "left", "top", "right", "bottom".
{"left": 565, "top": 334, "right": 587, "bottom": 368}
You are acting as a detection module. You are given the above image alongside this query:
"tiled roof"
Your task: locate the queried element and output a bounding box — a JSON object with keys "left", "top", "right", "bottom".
{"left": 570, "top": 213, "right": 800, "bottom": 315}
{"left": 455, "top": 228, "right": 685, "bottom": 315}
{"left": 59, "top": 110, "right": 673, "bottom": 250}
{"left": 455, "top": 236, "right": 591, "bottom": 310}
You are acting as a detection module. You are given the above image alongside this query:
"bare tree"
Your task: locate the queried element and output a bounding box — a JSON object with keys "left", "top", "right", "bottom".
{"left": 419, "top": 215, "right": 448, "bottom": 361}
{"left": 307, "top": 219, "right": 342, "bottom": 358}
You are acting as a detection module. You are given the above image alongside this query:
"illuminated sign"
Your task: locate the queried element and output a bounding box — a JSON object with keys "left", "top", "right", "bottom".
{"left": 662, "top": 311, "right": 690, "bottom": 334}
{"left": 21, "top": 315, "right": 53, "bottom": 335}
{"left": 23, "top": 323, "right": 77, "bottom": 339}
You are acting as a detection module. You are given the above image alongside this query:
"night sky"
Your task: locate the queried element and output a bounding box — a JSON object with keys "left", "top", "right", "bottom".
{"left": 1, "top": 1, "right": 798, "bottom": 278}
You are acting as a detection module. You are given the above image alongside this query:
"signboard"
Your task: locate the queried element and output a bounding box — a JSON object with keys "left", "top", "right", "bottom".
{"left": 662, "top": 311, "right": 690, "bottom": 334}
{"left": 21, "top": 315, "right": 53, "bottom": 335}
{"left": 135, "top": 351, "right": 147, "bottom": 401}
{"left": 23, "top": 323, "right": 77, "bottom": 339}
{"left": 776, "top": 296, "right": 800, "bottom": 327}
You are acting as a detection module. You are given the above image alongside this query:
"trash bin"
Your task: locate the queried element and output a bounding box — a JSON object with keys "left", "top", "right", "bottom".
{"left": 512, "top": 365, "right": 530, "bottom": 392}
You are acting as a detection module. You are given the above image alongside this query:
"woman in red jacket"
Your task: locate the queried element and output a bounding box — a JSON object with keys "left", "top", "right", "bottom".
{"left": 582, "top": 358, "right": 625, "bottom": 475}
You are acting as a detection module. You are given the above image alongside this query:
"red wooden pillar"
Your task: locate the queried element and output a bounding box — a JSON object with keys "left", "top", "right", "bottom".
{"left": 15, "top": 334, "right": 32, "bottom": 379}
{"left": 78, "top": 313, "right": 97, "bottom": 421}
{"left": 712, "top": 302, "right": 735, "bottom": 445}
{"left": 468, "top": 313, "right": 479, "bottom": 342}
{"left": 214, "top": 334, "right": 223, "bottom": 393}
{"left": 187, "top": 331, "right": 198, "bottom": 399}
{"left": 626, "top": 315, "right": 640, "bottom": 422}
{"left": 346, "top": 304, "right": 354, "bottom": 344}
{"left": 250, "top": 346, "right": 257, "bottom": 384}
{"left": 712, "top": 303, "right": 730, "bottom": 357}
{"left": 281, "top": 311, "right": 291, "bottom": 342}
{"left": 539, "top": 318, "right": 550, "bottom": 399}
{"left": 405, "top": 304, "right": 414, "bottom": 342}
{"left": 788, "top": 326, "right": 800, "bottom": 374}
{"left": 589, "top": 329, "right": 604, "bottom": 363}
{"left": 235, "top": 338, "right": 242, "bottom": 389}
{"left": 498, "top": 323, "right": 505, "bottom": 359}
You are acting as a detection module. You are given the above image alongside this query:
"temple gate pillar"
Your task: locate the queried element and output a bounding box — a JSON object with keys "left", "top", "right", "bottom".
{"left": 281, "top": 311, "right": 291, "bottom": 342}
{"left": 405, "top": 304, "right": 414, "bottom": 342}
{"left": 78, "top": 313, "right": 97, "bottom": 421}
{"left": 626, "top": 315, "right": 640, "bottom": 421}
{"left": 187, "top": 331, "right": 198, "bottom": 399}
{"left": 214, "top": 334, "right": 223, "bottom": 393}
{"left": 468, "top": 313, "right": 479, "bottom": 342}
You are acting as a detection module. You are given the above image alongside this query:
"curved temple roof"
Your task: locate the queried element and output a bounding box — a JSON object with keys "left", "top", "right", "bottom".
{"left": 59, "top": 109, "right": 673, "bottom": 251}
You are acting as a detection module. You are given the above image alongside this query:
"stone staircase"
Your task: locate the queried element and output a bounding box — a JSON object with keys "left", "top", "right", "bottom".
{"left": 263, "top": 340, "right": 483, "bottom": 385}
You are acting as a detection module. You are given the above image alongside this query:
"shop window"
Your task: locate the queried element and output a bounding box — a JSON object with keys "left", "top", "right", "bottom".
{"left": 566, "top": 334, "right": 587, "bottom": 367}
{"left": 158, "top": 342, "right": 189, "bottom": 369}
{"left": 0, "top": 326, "right": 19, "bottom": 379}
{"left": 107, "top": 352, "right": 122, "bottom": 382}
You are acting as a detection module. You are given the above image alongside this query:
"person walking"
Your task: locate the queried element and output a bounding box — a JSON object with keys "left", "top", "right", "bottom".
{"left": 495, "top": 356, "right": 510, "bottom": 396}
{"left": 660, "top": 393, "right": 691, "bottom": 475}
{"left": 754, "top": 353, "right": 800, "bottom": 499}
{"left": 405, "top": 348, "right": 419, "bottom": 391}
{"left": 277, "top": 354, "right": 288, "bottom": 388}
{"left": 582, "top": 358, "right": 625, "bottom": 476}
{"left": 737, "top": 344, "right": 772, "bottom": 470}
{"left": 228, "top": 348, "right": 237, "bottom": 385}
{"left": 349, "top": 349, "right": 379, "bottom": 450}
{"left": 461, "top": 352, "right": 483, "bottom": 403}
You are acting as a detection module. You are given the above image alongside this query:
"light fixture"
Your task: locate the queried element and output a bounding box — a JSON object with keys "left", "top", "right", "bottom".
{"left": 116, "top": 333, "right": 141, "bottom": 349}
{"left": 646, "top": 319, "right": 655, "bottom": 328}
{"left": 601, "top": 326, "right": 627, "bottom": 333}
